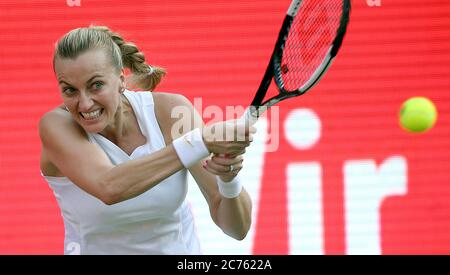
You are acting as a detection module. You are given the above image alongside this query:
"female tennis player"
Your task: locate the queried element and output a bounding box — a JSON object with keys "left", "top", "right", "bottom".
{"left": 39, "top": 26, "right": 255, "bottom": 254}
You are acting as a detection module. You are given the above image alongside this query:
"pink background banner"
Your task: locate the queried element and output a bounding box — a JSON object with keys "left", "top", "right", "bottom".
{"left": 0, "top": 0, "right": 449, "bottom": 254}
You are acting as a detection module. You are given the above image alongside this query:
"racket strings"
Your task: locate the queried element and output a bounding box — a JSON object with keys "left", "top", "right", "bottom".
{"left": 281, "top": 0, "right": 343, "bottom": 92}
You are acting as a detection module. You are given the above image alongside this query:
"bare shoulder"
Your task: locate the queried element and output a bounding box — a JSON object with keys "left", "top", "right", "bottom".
{"left": 39, "top": 105, "right": 86, "bottom": 144}
{"left": 39, "top": 106, "right": 87, "bottom": 176}
{"left": 152, "top": 92, "right": 192, "bottom": 113}
{"left": 39, "top": 106, "right": 116, "bottom": 201}
{"left": 152, "top": 92, "right": 200, "bottom": 142}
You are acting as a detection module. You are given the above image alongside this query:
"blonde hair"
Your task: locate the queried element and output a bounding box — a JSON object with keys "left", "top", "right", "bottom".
{"left": 53, "top": 25, "right": 165, "bottom": 91}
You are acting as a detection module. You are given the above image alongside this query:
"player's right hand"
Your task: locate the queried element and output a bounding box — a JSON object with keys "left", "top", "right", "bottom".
{"left": 202, "top": 119, "right": 256, "bottom": 155}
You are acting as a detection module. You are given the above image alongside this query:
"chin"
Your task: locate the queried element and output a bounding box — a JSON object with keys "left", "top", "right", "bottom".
{"left": 81, "top": 124, "right": 106, "bottom": 134}
{"left": 77, "top": 118, "right": 106, "bottom": 134}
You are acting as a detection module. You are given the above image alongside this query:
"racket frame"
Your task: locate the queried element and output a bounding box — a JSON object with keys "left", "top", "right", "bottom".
{"left": 247, "top": 0, "right": 351, "bottom": 120}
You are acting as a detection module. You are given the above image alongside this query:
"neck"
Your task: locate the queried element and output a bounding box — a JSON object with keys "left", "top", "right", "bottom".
{"left": 99, "top": 94, "right": 131, "bottom": 143}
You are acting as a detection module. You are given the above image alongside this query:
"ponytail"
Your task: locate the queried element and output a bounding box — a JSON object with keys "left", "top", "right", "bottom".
{"left": 90, "top": 25, "right": 166, "bottom": 91}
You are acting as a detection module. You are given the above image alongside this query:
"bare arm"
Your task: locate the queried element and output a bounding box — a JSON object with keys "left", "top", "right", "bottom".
{"left": 39, "top": 109, "right": 184, "bottom": 205}
{"left": 154, "top": 93, "right": 253, "bottom": 240}
{"left": 189, "top": 159, "right": 252, "bottom": 240}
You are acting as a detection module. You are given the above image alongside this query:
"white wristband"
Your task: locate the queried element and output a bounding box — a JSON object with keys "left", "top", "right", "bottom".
{"left": 217, "top": 174, "right": 243, "bottom": 199}
{"left": 172, "top": 128, "right": 210, "bottom": 168}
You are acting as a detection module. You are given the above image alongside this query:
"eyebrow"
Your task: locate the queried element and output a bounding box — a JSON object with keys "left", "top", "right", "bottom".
{"left": 58, "top": 74, "right": 103, "bottom": 86}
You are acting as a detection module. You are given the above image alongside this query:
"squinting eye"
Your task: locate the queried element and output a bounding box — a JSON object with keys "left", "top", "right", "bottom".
{"left": 93, "top": 81, "right": 104, "bottom": 90}
{"left": 63, "top": 87, "right": 75, "bottom": 95}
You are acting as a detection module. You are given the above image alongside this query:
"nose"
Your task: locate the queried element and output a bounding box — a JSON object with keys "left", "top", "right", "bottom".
{"left": 78, "top": 91, "right": 94, "bottom": 112}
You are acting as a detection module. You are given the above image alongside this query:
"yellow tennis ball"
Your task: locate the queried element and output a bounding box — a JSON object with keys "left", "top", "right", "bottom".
{"left": 399, "top": 97, "right": 437, "bottom": 133}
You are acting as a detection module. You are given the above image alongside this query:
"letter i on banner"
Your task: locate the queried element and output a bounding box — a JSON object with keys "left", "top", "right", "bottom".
{"left": 367, "top": 0, "right": 381, "bottom": 7}
{"left": 67, "top": 0, "right": 81, "bottom": 7}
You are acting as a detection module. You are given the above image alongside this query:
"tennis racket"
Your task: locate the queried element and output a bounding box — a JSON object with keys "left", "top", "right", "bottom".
{"left": 239, "top": 0, "right": 351, "bottom": 125}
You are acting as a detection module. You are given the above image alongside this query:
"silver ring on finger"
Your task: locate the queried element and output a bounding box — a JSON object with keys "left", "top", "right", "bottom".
{"left": 229, "top": 165, "right": 234, "bottom": 172}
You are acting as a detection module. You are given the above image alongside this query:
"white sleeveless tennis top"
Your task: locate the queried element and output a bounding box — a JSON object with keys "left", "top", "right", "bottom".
{"left": 43, "top": 90, "right": 201, "bottom": 255}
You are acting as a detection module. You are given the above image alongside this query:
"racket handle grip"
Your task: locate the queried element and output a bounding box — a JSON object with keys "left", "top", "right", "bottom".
{"left": 213, "top": 108, "right": 257, "bottom": 159}
{"left": 237, "top": 106, "right": 259, "bottom": 127}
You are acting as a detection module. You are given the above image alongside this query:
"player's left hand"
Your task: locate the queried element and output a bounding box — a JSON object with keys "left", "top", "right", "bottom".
{"left": 203, "top": 153, "right": 244, "bottom": 182}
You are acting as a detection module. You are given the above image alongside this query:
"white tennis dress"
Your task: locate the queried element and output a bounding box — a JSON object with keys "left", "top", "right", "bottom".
{"left": 42, "top": 90, "right": 202, "bottom": 255}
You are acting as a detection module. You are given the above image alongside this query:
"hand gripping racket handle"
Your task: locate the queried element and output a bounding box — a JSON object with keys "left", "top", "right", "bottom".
{"left": 237, "top": 106, "right": 259, "bottom": 127}
{"left": 214, "top": 107, "right": 258, "bottom": 161}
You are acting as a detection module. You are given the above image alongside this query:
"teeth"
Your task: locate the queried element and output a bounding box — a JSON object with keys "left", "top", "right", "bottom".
{"left": 81, "top": 109, "right": 102, "bottom": 120}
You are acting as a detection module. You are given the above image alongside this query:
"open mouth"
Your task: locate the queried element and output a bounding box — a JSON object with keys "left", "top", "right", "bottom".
{"left": 80, "top": 108, "right": 104, "bottom": 121}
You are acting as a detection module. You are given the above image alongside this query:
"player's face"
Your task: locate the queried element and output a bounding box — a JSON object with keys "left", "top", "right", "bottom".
{"left": 54, "top": 49, "right": 125, "bottom": 133}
